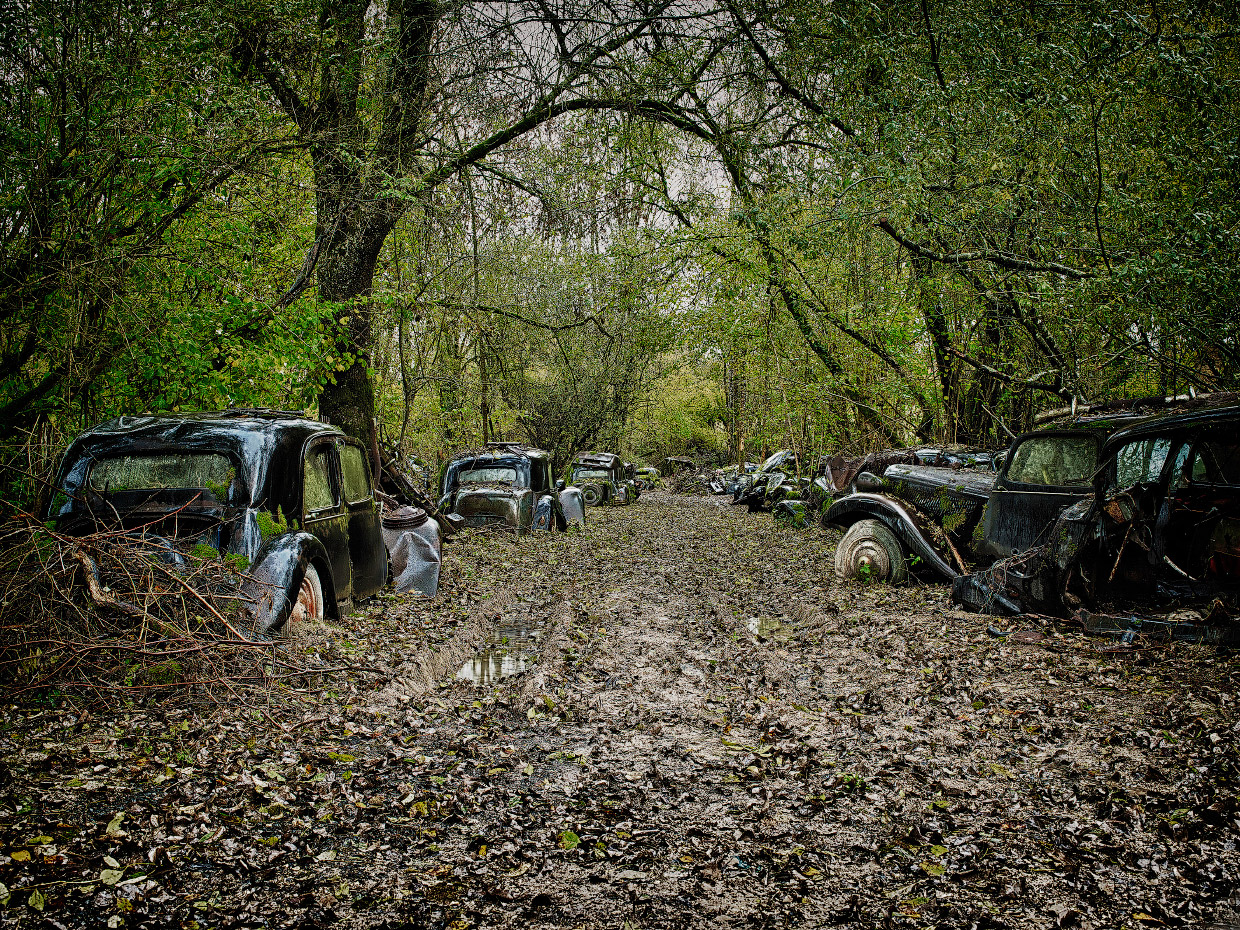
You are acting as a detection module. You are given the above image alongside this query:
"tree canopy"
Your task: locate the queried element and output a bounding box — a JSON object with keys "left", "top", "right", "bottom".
{"left": 2, "top": 0, "right": 1237, "bottom": 500}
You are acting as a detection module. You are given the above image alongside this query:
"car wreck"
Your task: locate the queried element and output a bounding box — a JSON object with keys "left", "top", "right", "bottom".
{"left": 567, "top": 452, "right": 640, "bottom": 506}
{"left": 953, "top": 404, "right": 1240, "bottom": 622}
{"left": 731, "top": 450, "right": 803, "bottom": 511}
{"left": 48, "top": 410, "right": 388, "bottom": 634}
{"left": 823, "top": 423, "right": 1133, "bottom": 583}
{"left": 438, "top": 443, "right": 585, "bottom": 533}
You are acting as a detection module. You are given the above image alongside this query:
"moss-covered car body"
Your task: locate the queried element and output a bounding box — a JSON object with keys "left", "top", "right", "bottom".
{"left": 439, "top": 443, "right": 585, "bottom": 532}
{"left": 825, "top": 420, "right": 1140, "bottom": 583}
{"left": 731, "top": 450, "right": 803, "bottom": 511}
{"left": 49, "top": 410, "right": 387, "bottom": 633}
{"left": 568, "top": 452, "right": 640, "bottom": 506}
{"left": 954, "top": 404, "right": 1240, "bottom": 616}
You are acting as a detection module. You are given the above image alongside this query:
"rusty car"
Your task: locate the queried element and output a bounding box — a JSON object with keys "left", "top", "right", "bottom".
{"left": 48, "top": 409, "right": 387, "bottom": 634}
{"left": 953, "top": 403, "right": 1240, "bottom": 619}
{"left": 438, "top": 443, "right": 585, "bottom": 533}
{"left": 568, "top": 452, "right": 640, "bottom": 506}
{"left": 824, "top": 421, "right": 1140, "bottom": 584}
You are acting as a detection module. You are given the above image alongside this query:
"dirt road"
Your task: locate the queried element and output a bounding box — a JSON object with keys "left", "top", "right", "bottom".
{"left": 4, "top": 493, "right": 1239, "bottom": 928}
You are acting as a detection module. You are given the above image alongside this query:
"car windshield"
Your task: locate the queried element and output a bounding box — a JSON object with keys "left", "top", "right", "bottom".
{"left": 573, "top": 467, "right": 612, "bottom": 481}
{"left": 88, "top": 453, "right": 235, "bottom": 496}
{"left": 1005, "top": 436, "right": 1098, "bottom": 487}
{"left": 458, "top": 466, "right": 519, "bottom": 486}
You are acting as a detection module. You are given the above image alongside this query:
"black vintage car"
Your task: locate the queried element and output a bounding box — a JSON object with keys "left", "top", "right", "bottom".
{"left": 439, "top": 443, "right": 585, "bottom": 533}
{"left": 568, "top": 452, "right": 640, "bottom": 506}
{"left": 825, "top": 419, "right": 1136, "bottom": 584}
{"left": 954, "top": 404, "right": 1240, "bottom": 617}
{"left": 49, "top": 410, "right": 387, "bottom": 633}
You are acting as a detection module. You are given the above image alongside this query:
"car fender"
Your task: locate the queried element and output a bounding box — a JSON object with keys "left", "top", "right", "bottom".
{"left": 824, "top": 493, "right": 958, "bottom": 580}
{"left": 243, "top": 532, "right": 340, "bottom": 635}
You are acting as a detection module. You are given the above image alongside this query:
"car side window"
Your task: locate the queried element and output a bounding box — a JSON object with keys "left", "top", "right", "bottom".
{"left": 303, "top": 446, "right": 338, "bottom": 512}
{"left": 338, "top": 442, "right": 373, "bottom": 504}
{"left": 1182, "top": 430, "right": 1240, "bottom": 487}
{"left": 1114, "top": 438, "right": 1172, "bottom": 487}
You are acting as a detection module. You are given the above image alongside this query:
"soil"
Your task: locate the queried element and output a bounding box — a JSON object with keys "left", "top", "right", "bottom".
{"left": 3, "top": 492, "right": 1239, "bottom": 929}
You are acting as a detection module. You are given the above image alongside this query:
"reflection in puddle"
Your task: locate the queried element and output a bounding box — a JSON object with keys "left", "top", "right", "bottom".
{"left": 456, "top": 622, "right": 542, "bottom": 685}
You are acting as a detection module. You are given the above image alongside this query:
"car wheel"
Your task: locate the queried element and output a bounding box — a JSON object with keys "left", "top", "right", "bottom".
{"left": 581, "top": 482, "right": 604, "bottom": 507}
{"left": 287, "top": 564, "right": 324, "bottom": 630}
{"left": 834, "top": 519, "right": 908, "bottom": 584}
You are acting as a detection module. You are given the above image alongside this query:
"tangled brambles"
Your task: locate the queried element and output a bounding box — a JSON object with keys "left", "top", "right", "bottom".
{"left": 0, "top": 518, "right": 318, "bottom": 707}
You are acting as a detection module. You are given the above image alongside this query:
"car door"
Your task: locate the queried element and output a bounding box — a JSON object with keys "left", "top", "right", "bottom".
{"left": 301, "top": 438, "right": 352, "bottom": 600}
{"left": 337, "top": 438, "right": 387, "bottom": 598}
{"left": 976, "top": 432, "right": 1101, "bottom": 564}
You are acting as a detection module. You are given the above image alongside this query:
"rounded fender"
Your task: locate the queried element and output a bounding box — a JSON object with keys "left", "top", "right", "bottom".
{"left": 243, "top": 532, "right": 340, "bottom": 635}
{"left": 824, "top": 493, "right": 958, "bottom": 580}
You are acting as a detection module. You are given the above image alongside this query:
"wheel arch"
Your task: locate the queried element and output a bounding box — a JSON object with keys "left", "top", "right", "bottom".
{"left": 825, "top": 493, "right": 959, "bottom": 580}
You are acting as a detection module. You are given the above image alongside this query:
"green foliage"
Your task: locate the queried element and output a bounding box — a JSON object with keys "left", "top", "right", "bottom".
{"left": 255, "top": 510, "right": 289, "bottom": 540}
{"left": 190, "top": 543, "right": 220, "bottom": 561}
{"left": 225, "top": 553, "right": 251, "bottom": 572}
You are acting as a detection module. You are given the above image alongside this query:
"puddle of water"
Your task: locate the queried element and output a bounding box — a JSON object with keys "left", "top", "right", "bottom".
{"left": 456, "top": 621, "right": 542, "bottom": 685}
{"left": 746, "top": 616, "right": 792, "bottom": 638}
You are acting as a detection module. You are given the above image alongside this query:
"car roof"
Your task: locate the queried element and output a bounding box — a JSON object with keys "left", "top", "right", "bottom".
{"left": 1100, "top": 403, "right": 1240, "bottom": 454}
{"left": 67, "top": 410, "right": 339, "bottom": 457}
{"left": 447, "top": 443, "right": 550, "bottom": 463}
{"left": 572, "top": 452, "right": 622, "bottom": 467}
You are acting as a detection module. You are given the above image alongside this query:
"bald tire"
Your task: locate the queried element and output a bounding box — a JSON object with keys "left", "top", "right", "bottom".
{"left": 835, "top": 518, "right": 909, "bottom": 585}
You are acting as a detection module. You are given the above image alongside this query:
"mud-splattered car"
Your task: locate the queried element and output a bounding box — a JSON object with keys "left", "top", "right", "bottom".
{"left": 954, "top": 404, "right": 1240, "bottom": 617}
{"left": 439, "top": 443, "right": 585, "bottom": 533}
{"left": 568, "top": 452, "right": 640, "bottom": 506}
{"left": 48, "top": 410, "right": 387, "bottom": 634}
{"left": 825, "top": 422, "right": 1135, "bottom": 583}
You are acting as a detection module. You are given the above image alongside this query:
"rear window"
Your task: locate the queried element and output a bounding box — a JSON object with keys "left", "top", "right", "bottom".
{"left": 1114, "top": 438, "right": 1173, "bottom": 487}
{"left": 459, "top": 466, "right": 518, "bottom": 486}
{"left": 89, "top": 453, "right": 235, "bottom": 496}
{"left": 1005, "top": 436, "right": 1098, "bottom": 487}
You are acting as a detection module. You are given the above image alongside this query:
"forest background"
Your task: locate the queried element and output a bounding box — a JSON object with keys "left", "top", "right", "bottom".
{"left": 1, "top": 0, "right": 1237, "bottom": 506}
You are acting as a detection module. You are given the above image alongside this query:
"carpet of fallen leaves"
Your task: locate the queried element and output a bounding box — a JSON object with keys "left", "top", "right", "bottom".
{"left": 3, "top": 492, "right": 1240, "bottom": 930}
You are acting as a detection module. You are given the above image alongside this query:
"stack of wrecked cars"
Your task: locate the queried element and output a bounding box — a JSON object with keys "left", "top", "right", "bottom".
{"left": 825, "top": 401, "right": 1240, "bottom": 634}
{"left": 49, "top": 409, "right": 388, "bottom": 634}
{"left": 567, "top": 452, "right": 641, "bottom": 506}
{"left": 731, "top": 450, "right": 803, "bottom": 511}
{"left": 438, "top": 443, "right": 585, "bottom": 533}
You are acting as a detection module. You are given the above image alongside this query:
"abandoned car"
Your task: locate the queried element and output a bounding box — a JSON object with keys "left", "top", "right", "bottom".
{"left": 633, "top": 466, "right": 661, "bottom": 490}
{"left": 732, "top": 450, "right": 803, "bottom": 511}
{"left": 438, "top": 443, "right": 585, "bottom": 533}
{"left": 48, "top": 410, "right": 387, "bottom": 634}
{"left": 953, "top": 404, "right": 1240, "bottom": 617}
{"left": 825, "top": 420, "right": 1137, "bottom": 583}
{"left": 568, "top": 452, "right": 640, "bottom": 506}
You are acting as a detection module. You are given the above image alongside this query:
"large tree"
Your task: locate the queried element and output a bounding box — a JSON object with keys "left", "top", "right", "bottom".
{"left": 229, "top": 0, "right": 727, "bottom": 451}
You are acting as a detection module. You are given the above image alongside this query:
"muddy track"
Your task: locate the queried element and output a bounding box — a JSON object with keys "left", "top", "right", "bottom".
{"left": 3, "top": 493, "right": 1239, "bottom": 929}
